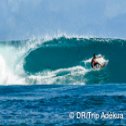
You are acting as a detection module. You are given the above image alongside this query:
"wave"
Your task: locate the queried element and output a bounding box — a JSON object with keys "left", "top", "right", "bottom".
{"left": 0, "top": 35, "right": 126, "bottom": 85}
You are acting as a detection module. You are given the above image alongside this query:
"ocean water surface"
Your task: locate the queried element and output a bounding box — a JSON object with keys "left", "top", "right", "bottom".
{"left": 0, "top": 84, "right": 126, "bottom": 125}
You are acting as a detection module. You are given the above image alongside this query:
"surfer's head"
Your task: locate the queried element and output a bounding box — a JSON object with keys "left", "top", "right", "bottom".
{"left": 93, "top": 53, "right": 96, "bottom": 58}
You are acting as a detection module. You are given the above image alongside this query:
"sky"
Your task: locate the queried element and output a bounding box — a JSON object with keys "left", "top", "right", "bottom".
{"left": 0, "top": 0, "right": 126, "bottom": 40}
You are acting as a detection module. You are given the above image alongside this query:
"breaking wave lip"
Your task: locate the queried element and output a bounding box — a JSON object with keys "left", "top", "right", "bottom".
{"left": 0, "top": 33, "right": 125, "bottom": 85}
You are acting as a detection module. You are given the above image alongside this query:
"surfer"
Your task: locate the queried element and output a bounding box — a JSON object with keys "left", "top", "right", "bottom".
{"left": 91, "top": 54, "right": 104, "bottom": 69}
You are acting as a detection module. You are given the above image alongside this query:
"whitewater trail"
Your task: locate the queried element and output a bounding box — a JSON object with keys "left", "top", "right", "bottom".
{"left": 27, "top": 65, "right": 89, "bottom": 85}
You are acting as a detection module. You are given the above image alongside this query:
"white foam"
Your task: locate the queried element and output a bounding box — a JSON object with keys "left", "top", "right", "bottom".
{"left": 0, "top": 69, "right": 25, "bottom": 84}
{"left": 0, "top": 46, "right": 26, "bottom": 85}
{"left": 27, "top": 66, "right": 89, "bottom": 85}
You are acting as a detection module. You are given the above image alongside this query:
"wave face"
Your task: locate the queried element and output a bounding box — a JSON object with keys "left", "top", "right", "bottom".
{"left": 0, "top": 36, "right": 126, "bottom": 85}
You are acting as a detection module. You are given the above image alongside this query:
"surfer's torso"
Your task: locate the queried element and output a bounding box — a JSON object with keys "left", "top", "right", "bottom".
{"left": 91, "top": 55, "right": 106, "bottom": 69}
